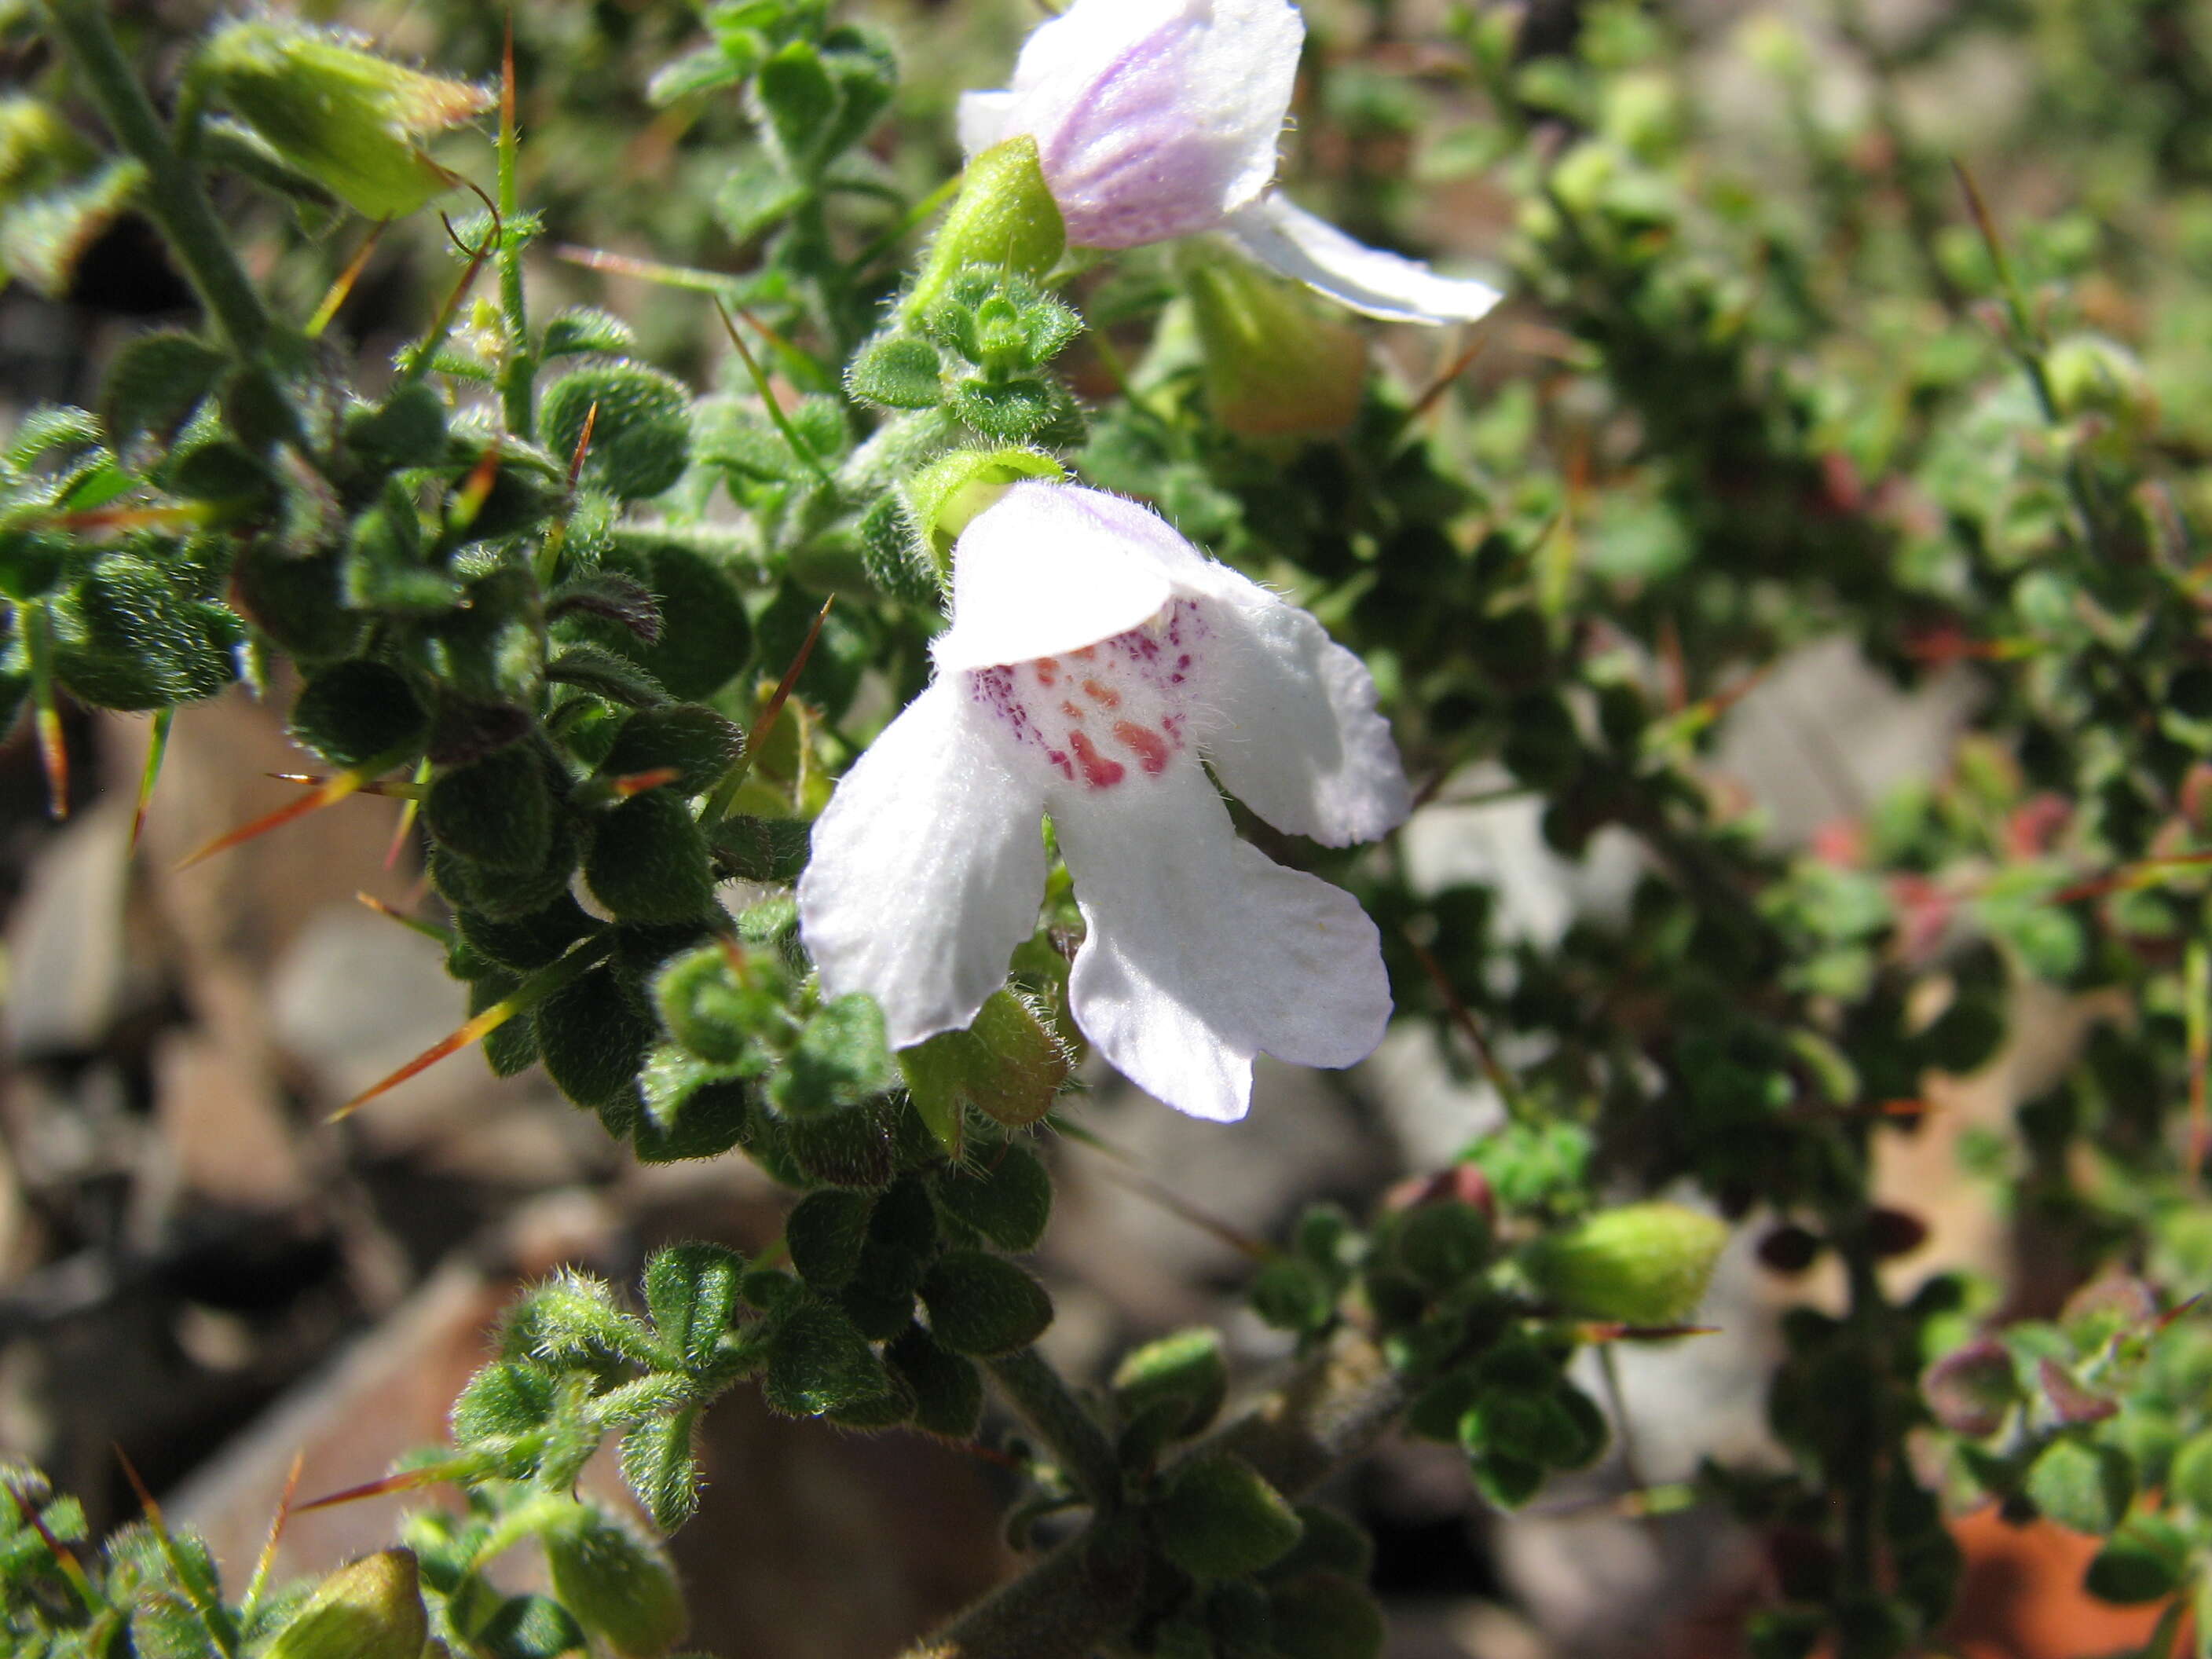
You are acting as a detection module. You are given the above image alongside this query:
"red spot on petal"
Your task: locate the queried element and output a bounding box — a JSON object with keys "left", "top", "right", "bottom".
{"left": 1082, "top": 678, "right": 1121, "bottom": 709}
{"left": 1061, "top": 700, "right": 1085, "bottom": 721}
{"left": 1069, "top": 731, "right": 1125, "bottom": 789}
{"left": 1113, "top": 721, "right": 1170, "bottom": 775}
{"left": 1070, "top": 646, "right": 1097, "bottom": 661}
{"left": 1035, "top": 658, "right": 1058, "bottom": 686}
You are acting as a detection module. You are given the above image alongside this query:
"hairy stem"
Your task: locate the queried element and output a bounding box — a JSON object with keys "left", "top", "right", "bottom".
{"left": 903, "top": 1328, "right": 1407, "bottom": 1659}
{"left": 495, "top": 13, "right": 535, "bottom": 441}
{"left": 38, "top": 0, "right": 271, "bottom": 358}
{"left": 900, "top": 1517, "right": 1148, "bottom": 1659}
{"left": 985, "top": 1347, "right": 1126, "bottom": 1512}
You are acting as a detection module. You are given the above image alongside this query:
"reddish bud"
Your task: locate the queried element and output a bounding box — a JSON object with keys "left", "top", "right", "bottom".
{"left": 1863, "top": 1208, "right": 1929, "bottom": 1260}
{"left": 1756, "top": 1225, "right": 1823, "bottom": 1276}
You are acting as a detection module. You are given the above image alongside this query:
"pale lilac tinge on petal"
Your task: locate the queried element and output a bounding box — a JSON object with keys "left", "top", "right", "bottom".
{"left": 1224, "top": 193, "right": 1504, "bottom": 325}
{"left": 973, "top": 0, "right": 1305, "bottom": 251}
{"left": 1051, "top": 764, "right": 1394, "bottom": 1122}
{"left": 934, "top": 482, "right": 1204, "bottom": 672}
{"left": 1188, "top": 580, "right": 1412, "bottom": 847}
{"left": 797, "top": 682, "right": 1049, "bottom": 1049}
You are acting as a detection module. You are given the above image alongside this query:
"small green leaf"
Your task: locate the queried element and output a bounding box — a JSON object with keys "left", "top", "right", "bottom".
{"left": 1112, "top": 1328, "right": 1227, "bottom": 1441}
{"left": 475, "top": 1594, "right": 585, "bottom": 1659}
{"left": 710, "top": 814, "right": 811, "bottom": 883}
{"left": 600, "top": 703, "right": 744, "bottom": 796}
{"left": 541, "top": 306, "right": 636, "bottom": 360}
{"left": 770, "top": 995, "right": 898, "bottom": 1117}
{"left": 1264, "top": 1571, "right": 1386, "bottom": 1659}
{"left": 713, "top": 152, "right": 808, "bottom": 243}
{"left": 537, "top": 961, "right": 655, "bottom": 1111}
{"left": 426, "top": 745, "right": 553, "bottom": 872}
{"left": 763, "top": 1298, "right": 888, "bottom": 1416}
{"left": 787, "top": 1190, "right": 873, "bottom": 1292}
{"left": 101, "top": 331, "right": 226, "bottom": 451}
{"left": 1153, "top": 1454, "right": 1304, "bottom": 1580}
{"left": 846, "top": 333, "right": 944, "bottom": 410}
{"left": 0, "top": 157, "right": 148, "bottom": 298}
{"left": 932, "top": 1143, "right": 1052, "bottom": 1253}
{"left": 541, "top": 363, "right": 693, "bottom": 500}
{"left": 584, "top": 793, "right": 718, "bottom": 925}
{"left": 918, "top": 1251, "right": 1052, "bottom": 1357}
{"left": 621, "top": 1410, "right": 701, "bottom": 1533}
{"left": 754, "top": 41, "right": 837, "bottom": 172}
{"left": 886, "top": 1326, "right": 983, "bottom": 1440}
{"left": 288, "top": 660, "right": 427, "bottom": 767}
{"left": 644, "top": 1243, "right": 744, "bottom": 1372}
{"left": 2025, "top": 1437, "right": 2133, "bottom": 1536}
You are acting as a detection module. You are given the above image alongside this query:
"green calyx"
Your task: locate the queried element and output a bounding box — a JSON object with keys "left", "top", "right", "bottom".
{"left": 196, "top": 19, "right": 490, "bottom": 219}
{"left": 904, "top": 135, "right": 1065, "bottom": 321}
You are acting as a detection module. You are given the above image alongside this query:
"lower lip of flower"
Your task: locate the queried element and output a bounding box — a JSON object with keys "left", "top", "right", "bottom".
{"left": 966, "top": 597, "right": 1208, "bottom": 789}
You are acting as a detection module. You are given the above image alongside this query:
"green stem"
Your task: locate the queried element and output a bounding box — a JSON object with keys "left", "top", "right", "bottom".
{"left": 985, "top": 1348, "right": 1125, "bottom": 1513}
{"left": 496, "top": 31, "right": 535, "bottom": 441}
{"left": 899, "top": 1520, "right": 1146, "bottom": 1659}
{"left": 902, "top": 1329, "right": 1409, "bottom": 1659}
{"left": 37, "top": 0, "right": 270, "bottom": 359}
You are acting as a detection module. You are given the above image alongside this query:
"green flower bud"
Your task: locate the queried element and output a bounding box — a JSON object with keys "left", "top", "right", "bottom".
{"left": 264, "top": 1550, "right": 428, "bottom": 1659}
{"left": 2044, "top": 332, "right": 2157, "bottom": 451}
{"left": 1522, "top": 1202, "right": 1728, "bottom": 1324}
{"left": 198, "top": 20, "right": 490, "bottom": 220}
{"left": 541, "top": 1503, "right": 687, "bottom": 1658}
{"left": 906, "top": 136, "right": 1066, "bottom": 320}
{"left": 1153, "top": 1454, "right": 1304, "bottom": 1580}
{"left": 1185, "top": 253, "right": 1368, "bottom": 439}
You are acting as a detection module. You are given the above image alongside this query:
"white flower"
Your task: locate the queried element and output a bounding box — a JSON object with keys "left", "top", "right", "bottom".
{"left": 797, "top": 482, "right": 1409, "bottom": 1123}
{"left": 955, "top": 0, "right": 1500, "bottom": 327}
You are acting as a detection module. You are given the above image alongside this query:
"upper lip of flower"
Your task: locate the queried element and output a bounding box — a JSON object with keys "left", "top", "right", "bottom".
{"left": 955, "top": 0, "right": 1503, "bottom": 326}
{"left": 796, "top": 482, "right": 1412, "bottom": 1122}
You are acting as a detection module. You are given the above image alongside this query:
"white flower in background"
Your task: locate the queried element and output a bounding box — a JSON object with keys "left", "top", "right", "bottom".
{"left": 955, "top": 0, "right": 1500, "bottom": 326}
{"left": 797, "top": 482, "right": 1408, "bottom": 1123}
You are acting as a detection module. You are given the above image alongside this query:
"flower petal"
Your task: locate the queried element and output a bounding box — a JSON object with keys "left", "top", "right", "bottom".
{"left": 798, "top": 681, "right": 1048, "bottom": 1049}
{"left": 954, "top": 89, "right": 1018, "bottom": 157}
{"left": 969, "top": 0, "right": 1303, "bottom": 250}
{"left": 1193, "top": 579, "right": 1413, "bottom": 846}
{"left": 1053, "top": 764, "right": 1393, "bottom": 1121}
{"left": 934, "top": 482, "right": 1206, "bottom": 671}
{"left": 1225, "top": 193, "right": 1503, "bottom": 325}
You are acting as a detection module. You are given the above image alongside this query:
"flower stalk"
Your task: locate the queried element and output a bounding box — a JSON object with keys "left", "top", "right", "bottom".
{"left": 36, "top": 0, "right": 270, "bottom": 358}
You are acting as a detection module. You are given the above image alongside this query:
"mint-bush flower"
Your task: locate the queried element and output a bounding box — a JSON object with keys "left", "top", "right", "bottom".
{"left": 797, "top": 482, "right": 1408, "bottom": 1122}
{"left": 955, "top": 0, "right": 1500, "bottom": 325}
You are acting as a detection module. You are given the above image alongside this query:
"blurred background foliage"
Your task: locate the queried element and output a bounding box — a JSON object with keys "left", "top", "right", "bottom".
{"left": 5, "top": 0, "right": 2212, "bottom": 1656}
